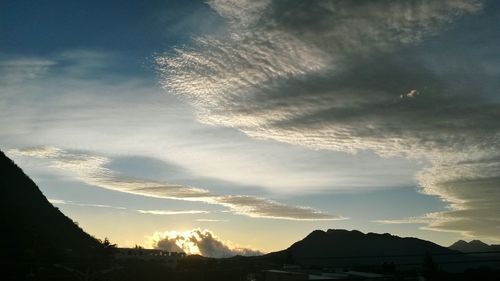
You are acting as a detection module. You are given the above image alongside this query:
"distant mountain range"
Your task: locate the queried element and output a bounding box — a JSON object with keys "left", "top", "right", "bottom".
{"left": 263, "top": 229, "right": 461, "bottom": 267}
{"left": 449, "top": 240, "right": 500, "bottom": 253}
{"left": 260, "top": 229, "right": 500, "bottom": 271}
{"left": 1, "top": 150, "right": 105, "bottom": 279}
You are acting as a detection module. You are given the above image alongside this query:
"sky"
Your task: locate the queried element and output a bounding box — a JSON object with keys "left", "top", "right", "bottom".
{"left": 1, "top": 0, "right": 500, "bottom": 257}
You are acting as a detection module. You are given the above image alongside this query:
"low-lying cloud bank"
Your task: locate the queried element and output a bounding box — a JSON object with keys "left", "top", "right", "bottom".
{"left": 156, "top": 0, "right": 500, "bottom": 240}
{"left": 151, "top": 229, "right": 263, "bottom": 258}
{"left": 11, "top": 147, "right": 341, "bottom": 221}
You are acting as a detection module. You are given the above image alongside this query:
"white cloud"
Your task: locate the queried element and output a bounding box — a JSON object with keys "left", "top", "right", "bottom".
{"left": 196, "top": 219, "right": 229, "bottom": 222}
{"left": 151, "top": 229, "right": 263, "bottom": 257}
{"left": 49, "top": 198, "right": 216, "bottom": 216}
{"left": 48, "top": 198, "right": 127, "bottom": 210}
{"left": 137, "top": 209, "right": 209, "bottom": 215}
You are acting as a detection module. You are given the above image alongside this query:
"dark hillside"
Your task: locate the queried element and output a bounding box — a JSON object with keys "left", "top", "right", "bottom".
{"left": 0, "top": 150, "right": 105, "bottom": 279}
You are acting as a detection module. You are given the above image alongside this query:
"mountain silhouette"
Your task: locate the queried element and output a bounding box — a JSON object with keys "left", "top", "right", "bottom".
{"left": 450, "top": 240, "right": 500, "bottom": 253}
{"left": 263, "top": 229, "right": 471, "bottom": 270}
{"left": 0, "top": 150, "right": 105, "bottom": 279}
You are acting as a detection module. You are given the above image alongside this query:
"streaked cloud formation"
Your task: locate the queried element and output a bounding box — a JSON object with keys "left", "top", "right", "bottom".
{"left": 137, "top": 210, "right": 209, "bottom": 215}
{"left": 151, "top": 229, "right": 263, "bottom": 258}
{"left": 157, "top": 0, "right": 500, "bottom": 240}
{"left": 196, "top": 219, "right": 229, "bottom": 222}
{"left": 49, "top": 198, "right": 214, "bottom": 217}
{"left": 11, "top": 147, "right": 341, "bottom": 221}
{"left": 48, "top": 198, "right": 126, "bottom": 210}
{"left": 0, "top": 58, "right": 55, "bottom": 84}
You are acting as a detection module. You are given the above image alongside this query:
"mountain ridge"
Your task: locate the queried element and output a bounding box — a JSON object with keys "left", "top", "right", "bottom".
{"left": 449, "top": 239, "right": 500, "bottom": 253}
{"left": 284, "top": 229, "right": 457, "bottom": 257}
{"left": 261, "top": 228, "right": 473, "bottom": 270}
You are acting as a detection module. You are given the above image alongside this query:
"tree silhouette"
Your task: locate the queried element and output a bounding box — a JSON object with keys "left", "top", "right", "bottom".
{"left": 100, "top": 237, "right": 117, "bottom": 265}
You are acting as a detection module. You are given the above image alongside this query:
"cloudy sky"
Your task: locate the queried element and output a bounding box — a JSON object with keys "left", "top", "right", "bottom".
{"left": 2, "top": 0, "right": 499, "bottom": 257}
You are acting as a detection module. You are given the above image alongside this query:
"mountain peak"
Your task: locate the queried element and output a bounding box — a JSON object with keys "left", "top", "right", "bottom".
{"left": 469, "top": 240, "right": 488, "bottom": 247}
{"left": 450, "top": 240, "right": 469, "bottom": 247}
{"left": 449, "top": 239, "right": 493, "bottom": 253}
{"left": 282, "top": 228, "right": 455, "bottom": 259}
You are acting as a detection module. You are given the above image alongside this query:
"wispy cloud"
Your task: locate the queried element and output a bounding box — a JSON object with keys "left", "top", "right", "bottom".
{"left": 48, "top": 198, "right": 127, "bottom": 210}
{"left": 12, "top": 147, "right": 342, "bottom": 221}
{"left": 48, "top": 198, "right": 216, "bottom": 217}
{"left": 0, "top": 57, "right": 56, "bottom": 84}
{"left": 137, "top": 209, "right": 209, "bottom": 215}
{"left": 196, "top": 219, "right": 229, "bottom": 222}
{"left": 0, "top": 50, "right": 117, "bottom": 85}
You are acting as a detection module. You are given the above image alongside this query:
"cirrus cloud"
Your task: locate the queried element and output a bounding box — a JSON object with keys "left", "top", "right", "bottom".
{"left": 10, "top": 146, "right": 342, "bottom": 221}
